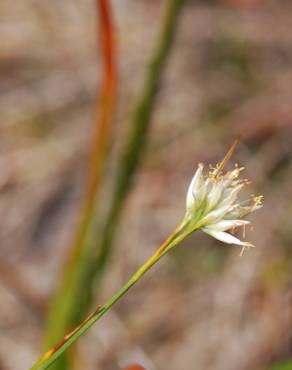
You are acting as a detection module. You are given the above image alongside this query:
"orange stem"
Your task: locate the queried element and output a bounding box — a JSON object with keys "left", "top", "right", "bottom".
{"left": 44, "top": 0, "right": 117, "bottom": 354}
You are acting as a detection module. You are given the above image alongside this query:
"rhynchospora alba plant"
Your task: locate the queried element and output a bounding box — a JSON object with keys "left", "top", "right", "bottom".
{"left": 29, "top": 140, "right": 263, "bottom": 370}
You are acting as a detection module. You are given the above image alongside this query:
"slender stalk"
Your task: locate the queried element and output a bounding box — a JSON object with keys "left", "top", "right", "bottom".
{"left": 29, "top": 222, "right": 188, "bottom": 370}
{"left": 44, "top": 0, "right": 116, "bottom": 366}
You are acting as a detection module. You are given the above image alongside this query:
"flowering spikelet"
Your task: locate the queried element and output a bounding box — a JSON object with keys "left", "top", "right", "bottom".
{"left": 183, "top": 145, "right": 263, "bottom": 255}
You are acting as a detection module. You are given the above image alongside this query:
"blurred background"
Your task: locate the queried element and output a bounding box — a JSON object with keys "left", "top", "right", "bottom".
{"left": 0, "top": 0, "right": 292, "bottom": 369}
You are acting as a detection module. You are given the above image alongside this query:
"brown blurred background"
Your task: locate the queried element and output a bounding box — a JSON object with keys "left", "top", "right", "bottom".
{"left": 0, "top": 1, "right": 292, "bottom": 369}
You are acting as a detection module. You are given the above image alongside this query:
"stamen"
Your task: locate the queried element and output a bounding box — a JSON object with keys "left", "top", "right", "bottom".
{"left": 253, "top": 195, "right": 263, "bottom": 205}
{"left": 239, "top": 242, "right": 254, "bottom": 256}
{"left": 239, "top": 246, "right": 246, "bottom": 257}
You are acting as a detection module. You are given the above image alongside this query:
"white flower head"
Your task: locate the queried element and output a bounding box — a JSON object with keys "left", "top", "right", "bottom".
{"left": 183, "top": 143, "right": 263, "bottom": 256}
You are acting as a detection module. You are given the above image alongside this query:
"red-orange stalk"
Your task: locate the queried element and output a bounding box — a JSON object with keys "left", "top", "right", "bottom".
{"left": 44, "top": 0, "right": 117, "bottom": 361}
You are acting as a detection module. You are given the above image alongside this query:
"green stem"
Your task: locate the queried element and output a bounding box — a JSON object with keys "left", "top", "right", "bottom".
{"left": 29, "top": 224, "right": 188, "bottom": 370}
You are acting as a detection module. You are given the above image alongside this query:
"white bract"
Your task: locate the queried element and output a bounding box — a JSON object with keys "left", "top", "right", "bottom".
{"left": 183, "top": 162, "right": 262, "bottom": 255}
